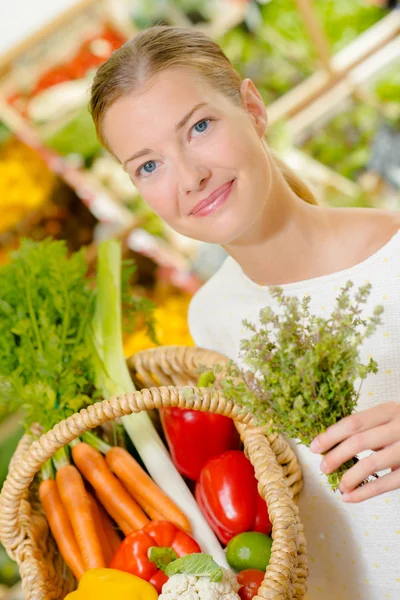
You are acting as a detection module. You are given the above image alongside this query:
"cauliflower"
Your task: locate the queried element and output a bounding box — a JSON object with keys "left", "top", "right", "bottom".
{"left": 159, "top": 568, "right": 241, "bottom": 600}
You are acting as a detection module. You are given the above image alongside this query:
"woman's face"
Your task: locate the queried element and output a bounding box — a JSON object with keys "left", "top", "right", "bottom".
{"left": 102, "top": 68, "right": 272, "bottom": 245}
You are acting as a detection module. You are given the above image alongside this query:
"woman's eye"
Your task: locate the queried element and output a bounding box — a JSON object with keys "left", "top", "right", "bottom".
{"left": 191, "top": 119, "right": 211, "bottom": 137}
{"left": 138, "top": 160, "right": 157, "bottom": 177}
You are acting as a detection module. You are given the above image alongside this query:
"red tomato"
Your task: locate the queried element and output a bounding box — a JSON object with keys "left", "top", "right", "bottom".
{"left": 237, "top": 569, "right": 265, "bottom": 600}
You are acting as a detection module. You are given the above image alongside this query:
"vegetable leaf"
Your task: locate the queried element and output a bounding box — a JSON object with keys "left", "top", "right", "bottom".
{"left": 165, "top": 553, "right": 223, "bottom": 582}
{"left": 0, "top": 238, "right": 158, "bottom": 433}
{"left": 0, "top": 239, "right": 95, "bottom": 431}
{"left": 148, "top": 547, "right": 178, "bottom": 571}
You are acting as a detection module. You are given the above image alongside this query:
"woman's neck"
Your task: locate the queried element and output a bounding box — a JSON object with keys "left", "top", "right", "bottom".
{"left": 223, "top": 177, "right": 335, "bottom": 286}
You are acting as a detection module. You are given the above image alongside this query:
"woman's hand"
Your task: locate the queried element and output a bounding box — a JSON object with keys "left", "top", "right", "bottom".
{"left": 310, "top": 402, "right": 400, "bottom": 502}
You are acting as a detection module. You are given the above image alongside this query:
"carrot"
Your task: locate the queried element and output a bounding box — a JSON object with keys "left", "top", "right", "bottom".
{"left": 87, "top": 494, "right": 115, "bottom": 566}
{"left": 106, "top": 446, "right": 191, "bottom": 533}
{"left": 56, "top": 464, "right": 105, "bottom": 570}
{"left": 135, "top": 496, "right": 165, "bottom": 521}
{"left": 39, "top": 479, "right": 85, "bottom": 580}
{"left": 95, "top": 490, "right": 133, "bottom": 536}
{"left": 92, "top": 495, "right": 122, "bottom": 557}
{"left": 72, "top": 442, "right": 149, "bottom": 532}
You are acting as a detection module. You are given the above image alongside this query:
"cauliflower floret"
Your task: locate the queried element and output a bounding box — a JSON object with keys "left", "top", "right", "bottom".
{"left": 159, "top": 568, "right": 241, "bottom": 600}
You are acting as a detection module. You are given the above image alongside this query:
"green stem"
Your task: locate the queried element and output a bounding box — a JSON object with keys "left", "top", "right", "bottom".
{"left": 69, "top": 438, "right": 81, "bottom": 448}
{"left": 93, "top": 240, "right": 136, "bottom": 398}
{"left": 327, "top": 456, "right": 358, "bottom": 491}
{"left": 77, "top": 294, "right": 96, "bottom": 347}
{"left": 53, "top": 446, "right": 70, "bottom": 470}
{"left": 25, "top": 276, "right": 43, "bottom": 354}
{"left": 60, "top": 282, "right": 70, "bottom": 348}
{"left": 82, "top": 431, "right": 111, "bottom": 454}
{"left": 41, "top": 460, "right": 55, "bottom": 481}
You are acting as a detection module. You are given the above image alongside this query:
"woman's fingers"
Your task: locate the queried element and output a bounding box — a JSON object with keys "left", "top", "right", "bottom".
{"left": 309, "top": 402, "right": 400, "bottom": 502}
{"left": 310, "top": 402, "right": 398, "bottom": 454}
{"left": 319, "top": 420, "right": 400, "bottom": 475}
{"left": 341, "top": 461, "right": 400, "bottom": 503}
{"left": 339, "top": 441, "right": 400, "bottom": 493}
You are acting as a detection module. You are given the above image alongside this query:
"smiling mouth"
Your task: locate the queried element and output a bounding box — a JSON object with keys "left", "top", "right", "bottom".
{"left": 190, "top": 180, "right": 235, "bottom": 217}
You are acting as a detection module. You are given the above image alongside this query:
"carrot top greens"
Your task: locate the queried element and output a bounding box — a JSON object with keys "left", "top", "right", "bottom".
{"left": 0, "top": 238, "right": 155, "bottom": 431}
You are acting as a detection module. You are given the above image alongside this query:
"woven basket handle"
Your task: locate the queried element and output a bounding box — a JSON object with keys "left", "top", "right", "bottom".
{"left": 0, "top": 386, "right": 251, "bottom": 548}
{"left": 0, "top": 383, "right": 307, "bottom": 599}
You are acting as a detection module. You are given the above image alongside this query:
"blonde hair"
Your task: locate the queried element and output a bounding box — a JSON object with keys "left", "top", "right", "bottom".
{"left": 90, "top": 25, "right": 317, "bottom": 205}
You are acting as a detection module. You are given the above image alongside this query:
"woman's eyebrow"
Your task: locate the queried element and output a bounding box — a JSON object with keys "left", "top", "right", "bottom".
{"left": 123, "top": 102, "right": 208, "bottom": 169}
{"left": 175, "top": 102, "right": 208, "bottom": 131}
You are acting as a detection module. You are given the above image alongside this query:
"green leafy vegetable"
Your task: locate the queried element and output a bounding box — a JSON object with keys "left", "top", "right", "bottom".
{"left": 148, "top": 547, "right": 178, "bottom": 570}
{"left": 45, "top": 106, "right": 101, "bottom": 162}
{"left": 217, "top": 281, "right": 383, "bottom": 489}
{"left": 164, "top": 553, "right": 223, "bottom": 582}
{"left": 0, "top": 238, "right": 156, "bottom": 433}
{"left": 0, "top": 239, "right": 96, "bottom": 431}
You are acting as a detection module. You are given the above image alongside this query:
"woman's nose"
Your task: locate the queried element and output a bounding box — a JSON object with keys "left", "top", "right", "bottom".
{"left": 177, "top": 159, "right": 211, "bottom": 195}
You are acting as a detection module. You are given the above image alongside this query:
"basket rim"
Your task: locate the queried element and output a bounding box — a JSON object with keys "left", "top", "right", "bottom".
{"left": 0, "top": 345, "right": 307, "bottom": 600}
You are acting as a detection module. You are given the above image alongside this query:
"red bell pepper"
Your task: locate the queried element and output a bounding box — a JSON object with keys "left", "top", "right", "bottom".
{"left": 160, "top": 407, "right": 241, "bottom": 481}
{"left": 110, "top": 521, "right": 201, "bottom": 593}
{"left": 195, "top": 450, "right": 272, "bottom": 545}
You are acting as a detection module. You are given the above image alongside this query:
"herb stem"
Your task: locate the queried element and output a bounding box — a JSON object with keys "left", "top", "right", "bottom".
{"left": 25, "top": 276, "right": 43, "bottom": 354}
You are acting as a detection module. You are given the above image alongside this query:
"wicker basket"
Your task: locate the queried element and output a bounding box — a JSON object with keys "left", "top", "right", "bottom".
{"left": 0, "top": 346, "right": 307, "bottom": 600}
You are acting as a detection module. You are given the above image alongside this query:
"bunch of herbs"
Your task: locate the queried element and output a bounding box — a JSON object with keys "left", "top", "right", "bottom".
{"left": 213, "top": 281, "right": 384, "bottom": 489}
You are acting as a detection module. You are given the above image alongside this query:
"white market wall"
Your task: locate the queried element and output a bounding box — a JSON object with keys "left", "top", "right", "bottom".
{"left": 0, "top": 0, "right": 80, "bottom": 57}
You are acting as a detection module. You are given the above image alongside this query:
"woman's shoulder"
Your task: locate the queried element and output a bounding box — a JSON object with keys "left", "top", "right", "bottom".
{"left": 329, "top": 207, "right": 400, "bottom": 259}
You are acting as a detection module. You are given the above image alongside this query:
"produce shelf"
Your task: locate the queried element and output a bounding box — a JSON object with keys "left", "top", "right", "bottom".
{"left": 267, "top": 10, "right": 400, "bottom": 126}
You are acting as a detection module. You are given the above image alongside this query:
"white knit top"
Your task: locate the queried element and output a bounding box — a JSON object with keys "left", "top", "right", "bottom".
{"left": 188, "top": 230, "right": 400, "bottom": 600}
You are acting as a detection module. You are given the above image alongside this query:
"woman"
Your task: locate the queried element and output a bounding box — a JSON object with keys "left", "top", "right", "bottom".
{"left": 90, "top": 26, "right": 400, "bottom": 599}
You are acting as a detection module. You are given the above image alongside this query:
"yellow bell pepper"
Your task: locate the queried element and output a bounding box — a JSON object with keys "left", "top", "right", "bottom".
{"left": 65, "top": 568, "right": 158, "bottom": 600}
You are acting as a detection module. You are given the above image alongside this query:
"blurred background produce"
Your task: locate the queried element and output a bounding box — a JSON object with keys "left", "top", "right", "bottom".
{"left": 0, "top": 0, "right": 399, "bottom": 596}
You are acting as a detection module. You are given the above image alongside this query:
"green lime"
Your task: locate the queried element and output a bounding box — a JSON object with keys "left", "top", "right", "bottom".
{"left": 226, "top": 532, "right": 272, "bottom": 572}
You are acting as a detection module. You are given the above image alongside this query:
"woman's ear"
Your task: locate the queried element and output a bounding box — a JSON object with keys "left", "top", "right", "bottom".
{"left": 240, "top": 78, "right": 268, "bottom": 137}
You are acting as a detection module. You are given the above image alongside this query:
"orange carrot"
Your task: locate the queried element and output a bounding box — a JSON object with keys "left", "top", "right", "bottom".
{"left": 39, "top": 479, "right": 85, "bottom": 580}
{"left": 106, "top": 446, "right": 191, "bottom": 532}
{"left": 72, "top": 442, "right": 149, "bottom": 532}
{"left": 135, "top": 496, "right": 165, "bottom": 521}
{"left": 87, "top": 494, "right": 114, "bottom": 566}
{"left": 95, "top": 490, "right": 133, "bottom": 536}
{"left": 92, "top": 495, "right": 122, "bottom": 558}
{"left": 56, "top": 464, "right": 105, "bottom": 570}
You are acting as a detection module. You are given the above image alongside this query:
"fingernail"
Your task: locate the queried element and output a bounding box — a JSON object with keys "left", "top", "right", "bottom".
{"left": 341, "top": 493, "right": 351, "bottom": 502}
{"left": 310, "top": 438, "right": 321, "bottom": 453}
{"left": 320, "top": 458, "right": 327, "bottom": 472}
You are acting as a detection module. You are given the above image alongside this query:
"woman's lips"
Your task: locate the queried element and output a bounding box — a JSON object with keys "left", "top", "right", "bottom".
{"left": 190, "top": 180, "right": 235, "bottom": 217}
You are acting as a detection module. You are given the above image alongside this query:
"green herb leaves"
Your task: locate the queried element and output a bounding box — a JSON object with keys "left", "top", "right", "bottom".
{"left": 218, "top": 281, "right": 384, "bottom": 489}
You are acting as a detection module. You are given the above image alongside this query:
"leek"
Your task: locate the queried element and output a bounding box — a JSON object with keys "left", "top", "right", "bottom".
{"left": 92, "top": 240, "right": 228, "bottom": 567}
